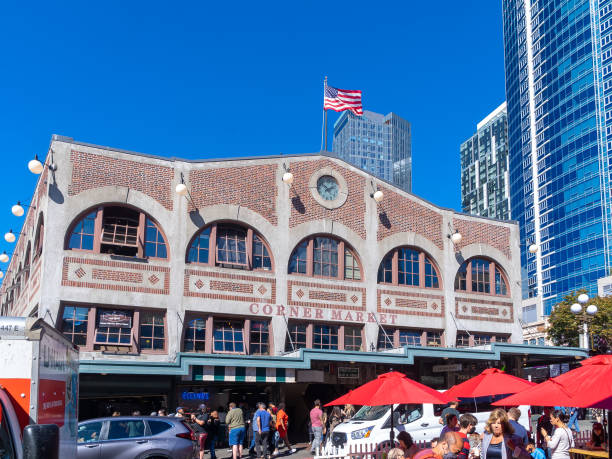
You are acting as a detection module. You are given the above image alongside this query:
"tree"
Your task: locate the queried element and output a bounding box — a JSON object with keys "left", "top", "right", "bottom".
{"left": 547, "top": 291, "right": 612, "bottom": 353}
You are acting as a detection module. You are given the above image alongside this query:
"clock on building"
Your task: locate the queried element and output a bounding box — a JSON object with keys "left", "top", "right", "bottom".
{"left": 316, "top": 175, "right": 339, "bottom": 201}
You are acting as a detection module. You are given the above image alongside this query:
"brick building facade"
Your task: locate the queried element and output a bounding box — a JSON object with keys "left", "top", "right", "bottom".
{"left": 1, "top": 135, "right": 585, "bottom": 425}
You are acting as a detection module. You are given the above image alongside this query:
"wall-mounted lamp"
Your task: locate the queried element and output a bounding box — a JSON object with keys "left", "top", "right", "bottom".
{"left": 369, "top": 180, "right": 384, "bottom": 203}
{"left": 11, "top": 201, "right": 36, "bottom": 217}
{"left": 448, "top": 229, "right": 462, "bottom": 244}
{"left": 4, "top": 230, "right": 24, "bottom": 243}
{"left": 28, "top": 152, "right": 57, "bottom": 175}
{"left": 175, "top": 172, "right": 197, "bottom": 209}
{"left": 282, "top": 163, "right": 294, "bottom": 185}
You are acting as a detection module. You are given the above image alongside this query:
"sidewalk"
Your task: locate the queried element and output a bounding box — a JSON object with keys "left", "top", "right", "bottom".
{"left": 212, "top": 443, "right": 313, "bottom": 459}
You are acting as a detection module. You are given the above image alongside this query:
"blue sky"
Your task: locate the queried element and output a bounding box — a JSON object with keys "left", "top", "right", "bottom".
{"left": 0, "top": 1, "right": 506, "bottom": 263}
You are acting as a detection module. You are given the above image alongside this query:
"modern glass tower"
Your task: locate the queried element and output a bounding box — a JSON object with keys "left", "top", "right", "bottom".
{"left": 461, "top": 103, "right": 511, "bottom": 220}
{"left": 332, "top": 110, "right": 412, "bottom": 192}
{"left": 502, "top": 0, "right": 612, "bottom": 319}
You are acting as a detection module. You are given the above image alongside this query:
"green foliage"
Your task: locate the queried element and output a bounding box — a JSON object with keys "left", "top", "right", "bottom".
{"left": 547, "top": 291, "right": 612, "bottom": 353}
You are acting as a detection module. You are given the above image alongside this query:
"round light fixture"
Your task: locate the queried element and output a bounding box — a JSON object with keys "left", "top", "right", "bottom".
{"left": 577, "top": 293, "right": 589, "bottom": 305}
{"left": 282, "top": 172, "right": 294, "bottom": 185}
{"left": 28, "top": 155, "right": 44, "bottom": 174}
{"left": 450, "top": 231, "right": 462, "bottom": 244}
{"left": 11, "top": 202, "right": 24, "bottom": 217}
{"left": 373, "top": 190, "right": 384, "bottom": 202}
{"left": 0, "top": 252, "right": 9, "bottom": 263}
{"left": 175, "top": 183, "right": 188, "bottom": 196}
{"left": 0, "top": 271, "right": 4, "bottom": 279}
{"left": 4, "top": 231, "right": 15, "bottom": 243}
{"left": 586, "top": 304, "right": 598, "bottom": 315}
{"left": 570, "top": 303, "right": 582, "bottom": 314}
{"left": 528, "top": 243, "right": 538, "bottom": 254}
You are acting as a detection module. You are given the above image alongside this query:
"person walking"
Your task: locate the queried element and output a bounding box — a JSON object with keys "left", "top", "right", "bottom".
{"left": 253, "top": 402, "right": 272, "bottom": 459}
{"left": 191, "top": 407, "right": 209, "bottom": 459}
{"left": 456, "top": 414, "right": 478, "bottom": 459}
{"left": 327, "top": 406, "right": 343, "bottom": 438}
{"left": 481, "top": 408, "right": 530, "bottom": 459}
{"left": 508, "top": 408, "right": 528, "bottom": 447}
{"left": 341, "top": 404, "right": 355, "bottom": 421}
{"left": 566, "top": 408, "right": 580, "bottom": 433}
{"left": 267, "top": 403, "right": 278, "bottom": 456}
{"left": 226, "top": 402, "right": 246, "bottom": 459}
{"left": 309, "top": 399, "right": 324, "bottom": 455}
{"left": 276, "top": 402, "right": 297, "bottom": 454}
{"left": 536, "top": 408, "right": 553, "bottom": 451}
{"left": 206, "top": 410, "right": 221, "bottom": 459}
{"left": 541, "top": 409, "right": 574, "bottom": 459}
{"left": 440, "top": 414, "right": 459, "bottom": 437}
{"left": 439, "top": 402, "right": 460, "bottom": 426}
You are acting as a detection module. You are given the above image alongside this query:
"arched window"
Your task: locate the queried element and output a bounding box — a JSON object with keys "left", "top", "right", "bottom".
{"left": 23, "top": 244, "right": 31, "bottom": 285}
{"left": 65, "top": 205, "right": 168, "bottom": 259}
{"left": 186, "top": 222, "right": 272, "bottom": 271}
{"left": 377, "top": 247, "right": 440, "bottom": 288}
{"left": 34, "top": 214, "right": 44, "bottom": 258}
{"left": 288, "top": 236, "right": 362, "bottom": 280}
{"left": 454, "top": 258, "right": 508, "bottom": 295}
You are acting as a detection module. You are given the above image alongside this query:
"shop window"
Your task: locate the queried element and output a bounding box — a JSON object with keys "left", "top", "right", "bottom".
{"left": 378, "top": 247, "right": 440, "bottom": 289}
{"left": 187, "top": 223, "right": 272, "bottom": 271}
{"left": 213, "top": 320, "right": 244, "bottom": 353}
{"left": 495, "top": 335, "right": 510, "bottom": 343}
{"left": 249, "top": 320, "right": 270, "bottom": 355}
{"left": 344, "top": 326, "right": 362, "bottom": 351}
{"left": 399, "top": 330, "right": 421, "bottom": 347}
{"left": 139, "top": 311, "right": 165, "bottom": 351}
{"left": 66, "top": 205, "right": 168, "bottom": 259}
{"left": 288, "top": 236, "right": 362, "bottom": 281}
{"left": 454, "top": 258, "right": 509, "bottom": 296}
{"left": 94, "top": 309, "right": 133, "bottom": 345}
{"left": 456, "top": 333, "right": 470, "bottom": 348}
{"left": 313, "top": 324, "right": 338, "bottom": 350}
{"left": 285, "top": 323, "right": 307, "bottom": 351}
{"left": 426, "top": 331, "right": 443, "bottom": 347}
{"left": 184, "top": 318, "right": 207, "bottom": 352}
{"left": 61, "top": 306, "right": 89, "bottom": 346}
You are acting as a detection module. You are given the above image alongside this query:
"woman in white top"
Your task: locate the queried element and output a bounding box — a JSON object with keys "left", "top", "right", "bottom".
{"left": 540, "top": 409, "right": 575, "bottom": 459}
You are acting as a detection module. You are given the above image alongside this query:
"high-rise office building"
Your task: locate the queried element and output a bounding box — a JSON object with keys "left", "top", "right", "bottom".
{"left": 502, "top": 0, "right": 612, "bottom": 321}
{"left": 461, "top": 103, "right": 511, "bottom": 220}
{"left": 333, "top": 110, "right": 412, "bottom": 192}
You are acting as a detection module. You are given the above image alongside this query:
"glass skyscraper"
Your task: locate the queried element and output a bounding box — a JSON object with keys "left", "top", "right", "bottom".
{"left": 461, "top": 103, "right": 511, "bottom": 220}
{"left": 332, "top": 110, "right": 412, "bottom": 192}
{"left": 502, "top": 0, "right": 612, "bottom": 319}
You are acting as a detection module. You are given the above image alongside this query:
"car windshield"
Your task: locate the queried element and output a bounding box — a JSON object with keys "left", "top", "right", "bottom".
{"left": 352, "top": 405, "right": 390, "bottom": 421}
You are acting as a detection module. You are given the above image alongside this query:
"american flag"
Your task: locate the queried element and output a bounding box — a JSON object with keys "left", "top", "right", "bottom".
{"left": 324, "top": 84, "right": 363, "bottom": 116}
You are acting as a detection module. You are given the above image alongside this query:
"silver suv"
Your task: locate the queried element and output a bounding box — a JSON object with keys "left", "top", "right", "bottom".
{"left": 77, "top": 416, "right": 197, "bottom": 459}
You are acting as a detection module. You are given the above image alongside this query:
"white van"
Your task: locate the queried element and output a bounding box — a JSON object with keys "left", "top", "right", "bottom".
{"left": 324, "top": 397, "right": 531, "bottom": 456}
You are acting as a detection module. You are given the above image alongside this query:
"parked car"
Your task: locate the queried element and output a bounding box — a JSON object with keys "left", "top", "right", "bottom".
{"left": 77, "top": 416, "right": 197, "bottom": 459}
{"left": 325, "top": 397, "right": 531, "bottom": 456}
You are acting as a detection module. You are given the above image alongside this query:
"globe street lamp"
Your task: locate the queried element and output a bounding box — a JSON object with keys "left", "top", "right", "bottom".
{"left": 570, "top": 293, "right": 598, "bottom": 350}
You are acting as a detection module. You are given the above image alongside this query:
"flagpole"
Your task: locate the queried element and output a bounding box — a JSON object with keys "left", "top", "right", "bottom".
{"left": 323, "top": 76, "right": 328, "bottom": 151}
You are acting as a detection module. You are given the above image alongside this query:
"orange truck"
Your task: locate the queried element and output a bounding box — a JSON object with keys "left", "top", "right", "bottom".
{"left": 0, "top": 316, "right": 79, "bottom": 459}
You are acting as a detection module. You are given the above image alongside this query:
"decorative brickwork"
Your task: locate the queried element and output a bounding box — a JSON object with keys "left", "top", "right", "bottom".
{"left": 287, "top": 279, "right": 366, "bottom": 311}
{"left": 185, "top": 268, "right": 276, "bottom": 303}
{"left": 210, "top": 280, "right": 254, "bottom": 294}
{"left": 69, "top": 150, "right": 174, "bottom": 210}
{"left": 288, "top": 160, "right": 366, "bottom": 239}
{"left": 376, "top": 189, "right": 443, "bottom": 248}
{"left": 453, "top": 218, "right": 512, "bottom": 260}
{"left": 189, "top": 164, "right": 278, "bottom": 224}
{"left": 455, "top": 296, "right": 514, "bottom": 323}
{"left": 377, "top": 288, "right": 445, "bottom": 317}
{"left": 92, "top": 268, "right": 143, "bottom": 284}
{"left": 62, "top": 256, "right": 170, "bottom": 294}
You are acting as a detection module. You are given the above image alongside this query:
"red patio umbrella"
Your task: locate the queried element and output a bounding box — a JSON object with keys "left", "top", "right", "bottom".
{"left": 444, "top": 368, "right": 536, "bottom": 399}
{"left": 324, "top": 371, "right": 449, "bottom": 443}
{"left": 493, "top": 355, "right": 612, "bottom": 409}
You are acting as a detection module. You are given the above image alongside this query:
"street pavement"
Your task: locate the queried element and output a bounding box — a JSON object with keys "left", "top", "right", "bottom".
{"left": 213, "top": 443, "right": 312, "bottom": 459}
